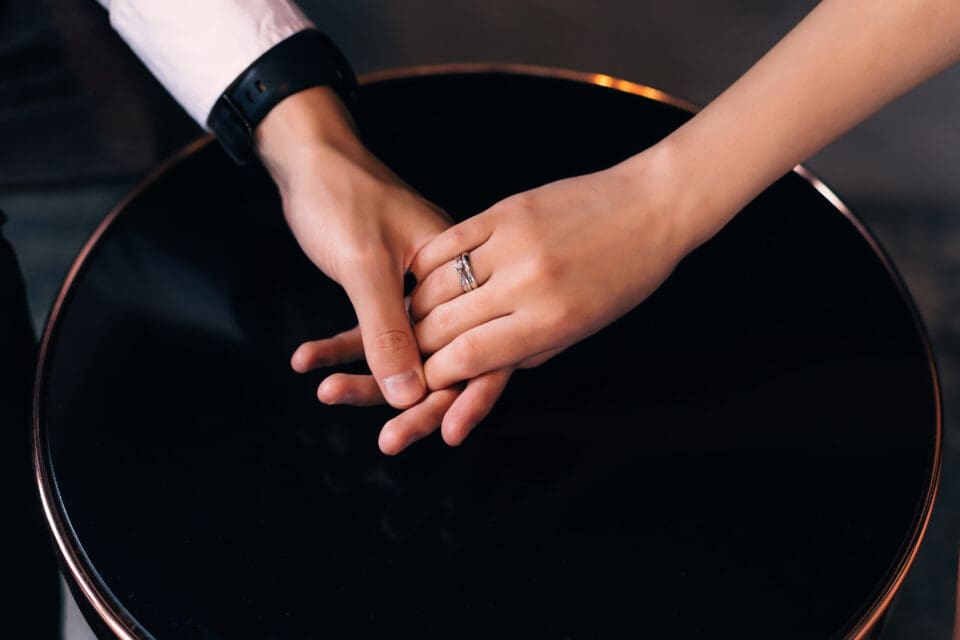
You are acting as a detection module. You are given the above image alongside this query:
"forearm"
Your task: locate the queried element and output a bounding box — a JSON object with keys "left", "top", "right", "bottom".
{"left": 645, "top": 0, "right": 960, "bottom": 250}
{"left": 255, "top": 86, "right": 366, "bottom": 191}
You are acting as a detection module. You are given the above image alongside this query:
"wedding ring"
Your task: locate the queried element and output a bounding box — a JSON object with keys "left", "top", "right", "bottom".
{"left": 453, "top": 252, "right": 479, "bottom": 293}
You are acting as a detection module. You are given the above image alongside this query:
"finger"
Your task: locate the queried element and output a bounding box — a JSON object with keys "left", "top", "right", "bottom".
{"left": 424, "top": 313, "right": 548, "bottom": 391}
{"left": 291, "top": 326, "right": 364, "bottom": 372}
{"left": 441, "top": 368, "right": 513, "bottom": 447}
{"left": 409, "top": 214, "right": 494, "bottom": 282}
{"left": 413, "top": 281, "right": 511, "bottom": 355}
{"left": 343, "top": 262, "right": 426, "bottom": 409}
{"left": 518, "top": 347, "right": 564, "bottom": 369}
{"left": 408, "top": 242, "right": 495, "bottom": 322}
{"left": 317, "top": 373, "right": 383, "bottom": 406}
{"left": 378, "top": 387, "right": 461, "bottom": 455}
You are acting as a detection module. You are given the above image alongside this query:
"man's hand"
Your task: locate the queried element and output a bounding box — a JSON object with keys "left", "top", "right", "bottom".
{"left": 302, "top": 144, "right": 699, "bottom": 454}
{"left": 255, "top": 86, "right": 449, "bottom": 409}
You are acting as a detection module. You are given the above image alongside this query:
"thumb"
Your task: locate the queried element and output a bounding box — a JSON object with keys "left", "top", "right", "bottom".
{"left": 342, "top": 262, "right": 426, "bottom": 409}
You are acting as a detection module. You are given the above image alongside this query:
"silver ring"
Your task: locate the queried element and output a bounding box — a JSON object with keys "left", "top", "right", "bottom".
{"left": 453, "top": 252, "right": 479, "bottom": 293}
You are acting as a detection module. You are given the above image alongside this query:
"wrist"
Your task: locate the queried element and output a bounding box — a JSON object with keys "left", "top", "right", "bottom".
{"left": 616, "top": 133, "right": 750, "bottom": 257}
{"left": 255, "top": 86, "right": 366, "bottom": 190}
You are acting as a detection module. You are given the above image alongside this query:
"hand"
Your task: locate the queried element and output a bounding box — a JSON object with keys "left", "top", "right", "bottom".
{"left": 300, "top": 144, "right": 704, "bottom": 453}
{"left": 262, "top": 87, "right": 514, "bottom": 453}
{"left": 256, "top": 87, "right": 449, "bottom": 409}
{"left": 408, "top": 146, "right": 699, "bottom": 392}
{"left": 291, "top": 327, "right": 515, "bottom": 454}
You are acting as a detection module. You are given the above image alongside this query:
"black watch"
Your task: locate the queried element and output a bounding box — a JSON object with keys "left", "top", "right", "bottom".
{"left": 207, "top": 29, "right": 358, "bottom": 165}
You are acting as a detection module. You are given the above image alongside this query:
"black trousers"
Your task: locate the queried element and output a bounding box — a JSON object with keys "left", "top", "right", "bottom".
{"left": 1, "top": 211, "right": 62, "bottom": 638}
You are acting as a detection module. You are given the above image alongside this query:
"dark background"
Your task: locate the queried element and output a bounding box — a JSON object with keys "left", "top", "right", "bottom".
{"left": 1, "top": 1, "right": 957, "bottom": 638}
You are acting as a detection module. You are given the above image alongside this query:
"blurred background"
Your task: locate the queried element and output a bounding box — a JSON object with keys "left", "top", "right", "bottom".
{"left": 1, "top": 1, "right": 957, "bottom": 638}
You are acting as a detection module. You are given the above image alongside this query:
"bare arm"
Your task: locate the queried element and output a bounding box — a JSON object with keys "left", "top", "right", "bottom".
{"left": 660, "top": 0, "right": 960, "bottom": 251}
{"left": 324, "top": 0, "right": 960, "bottom": 451}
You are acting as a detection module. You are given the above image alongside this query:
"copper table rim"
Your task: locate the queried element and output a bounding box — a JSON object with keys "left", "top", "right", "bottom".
{"left": 31, "top": 62, "right": 943, "bottom": 640}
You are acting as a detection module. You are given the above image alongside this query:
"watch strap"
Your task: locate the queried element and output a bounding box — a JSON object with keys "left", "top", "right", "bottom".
{"left": 207, "top": 29, "right": 358, "bottom": 165}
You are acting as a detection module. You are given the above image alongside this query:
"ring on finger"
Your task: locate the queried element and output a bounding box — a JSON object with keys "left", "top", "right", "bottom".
{"left": 453, "top": 252, "right": 479, "bottom": 293}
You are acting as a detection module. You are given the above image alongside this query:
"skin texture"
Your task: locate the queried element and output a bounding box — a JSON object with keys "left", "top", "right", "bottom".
{"left": 256, "top": 86, "right": 450, "bottom": 410}
{"left": 256, "top": 86, "right": 515, "bottom": 452}
{"left": 287, "top": 0, "right": 960, "bottom": 454}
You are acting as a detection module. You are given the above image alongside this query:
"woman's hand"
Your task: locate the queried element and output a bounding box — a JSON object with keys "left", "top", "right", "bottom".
{"left": 407, "top": 146, "right": 700, "bottom": 392}
{"left": 301, "top": 143, "right": 708, "bottom": 453}
{"left": 281, "top": 0, "right": 960, "bottom": 455}
{"left": 256, "top": 86, "right": 451, "bottom": 409}
{"left": 397, "top": 0, "right": 960, "bottom": 426}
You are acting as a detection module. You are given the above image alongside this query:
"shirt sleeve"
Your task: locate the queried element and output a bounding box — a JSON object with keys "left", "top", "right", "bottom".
{"left": 96, "top": 0, "right": 315, "bottom": 128}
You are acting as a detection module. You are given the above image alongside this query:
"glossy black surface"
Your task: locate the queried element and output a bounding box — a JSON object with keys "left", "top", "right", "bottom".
{"left": 1, "top": 220, "right": 61, "bottom": 639}
{"left": 37, "top": 72, "right": 939, "bottom": 639}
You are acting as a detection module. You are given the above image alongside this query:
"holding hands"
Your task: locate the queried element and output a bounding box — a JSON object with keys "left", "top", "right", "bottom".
{"left": 284, "top": 0, "right": 960, "bottom": 454}
{"left": 407, "top": 151, "right": 691, "bottom": 392}
{"left": 259, "top": 86, "right": 520, "bottom": 453}
{"left": 294, "top": 147, "right": 700, "bottom": 454}
{"left": 256, "top": 86, "right": 450, "bottom": 411}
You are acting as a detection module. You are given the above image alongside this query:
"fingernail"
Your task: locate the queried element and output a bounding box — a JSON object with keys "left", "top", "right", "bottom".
{"left": 383, "top": 371, "right": 423, "bottom": 405}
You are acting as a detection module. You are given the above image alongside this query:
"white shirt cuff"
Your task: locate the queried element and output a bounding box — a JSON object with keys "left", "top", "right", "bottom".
{"left": 101, "top": 0, "right": 315, "bottom": 128}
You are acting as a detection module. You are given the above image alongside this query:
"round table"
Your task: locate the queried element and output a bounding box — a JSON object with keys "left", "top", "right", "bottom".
{"left": 35, "top": 66, "right": 941, "bottom": 639}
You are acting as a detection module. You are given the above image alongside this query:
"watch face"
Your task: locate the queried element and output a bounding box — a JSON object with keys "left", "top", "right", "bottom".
{"left": 37, "top": 70, "right": 939, "bottom": 640}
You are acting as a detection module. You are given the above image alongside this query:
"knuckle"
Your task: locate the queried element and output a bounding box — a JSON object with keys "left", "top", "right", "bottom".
{"left": 529, "top": 251, "right": 557, "bottom": 280}
{"left": 447, "top": 225, "right": 470, "bottom": 250}
{"left": 455, "top": 333, "right": 484, "bottom": 371}
{"left": 504, "top": 192, "right": 536, "bottom": 218}
{"left": 338, "top": 244, "right": 383, "bottom": 273}
{"left": 372, "top": 328, "right": 412, "bottom": 354}
{"left": 553, "top": 304, "right": 579, "bottom": 336}
{"left": 424, "top": 272, "right": 447, "bottom": 303}
{"left": 519, "top": 249, "right": 563, "bottom": 287}
{"left": 538, "top": 298, "right": 577, "bottom": 342}
{"left": 432, "top": 305, "right": 454, "bottom": 333}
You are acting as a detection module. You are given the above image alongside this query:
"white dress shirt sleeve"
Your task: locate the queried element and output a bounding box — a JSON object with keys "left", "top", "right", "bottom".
{"left": 96, "top": 0, "right": 315, "bottom": 128}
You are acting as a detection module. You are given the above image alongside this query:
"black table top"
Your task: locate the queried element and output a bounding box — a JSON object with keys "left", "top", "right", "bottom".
{"left": 35, "top": 66, "right": 941, "bottom": 639}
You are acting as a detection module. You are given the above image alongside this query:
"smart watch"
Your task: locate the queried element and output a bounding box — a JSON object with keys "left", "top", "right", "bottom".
{"left": 207, "top": 29, "right": 358, "bottom": 165}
